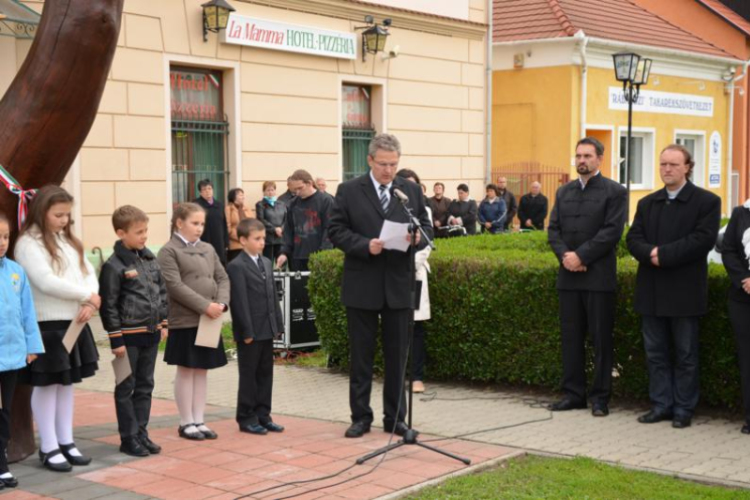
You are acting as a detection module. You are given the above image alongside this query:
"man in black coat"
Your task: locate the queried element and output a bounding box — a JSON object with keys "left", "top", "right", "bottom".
{"left": 329, "top": 133, "right": 432, "bottom": 438}
{"left": 496, "top": 176, "right": 518, "bottom": 231}
{"left": 518, "top": 182, "right": 548, "bottom": 230}
{"left": 548, "top": 137, "right": 627, "bottom": 417}
{"left": 626, "top": 144, "right": 721, "bottom": 429}
{"left": 193, "top": 179, "right": 229, "bottom": 266}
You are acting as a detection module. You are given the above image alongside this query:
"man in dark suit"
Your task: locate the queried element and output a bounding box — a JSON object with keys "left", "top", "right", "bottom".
{"left": 518, "top": 182, "right": 549, "bottom": 230}
{"left": 329, "top": 133, "right": 432, "bottom": 438}
{"left": 194, "top": 179, "right": 229, "bottom": 265}
{"left": 227, "top": 218, "right": 285, "bottom": 435}
{"left": 627, "top": 144, "right": 720, "bottom": 429}
{"left": 548, "top": 137, "right": 628, "bottom": 417}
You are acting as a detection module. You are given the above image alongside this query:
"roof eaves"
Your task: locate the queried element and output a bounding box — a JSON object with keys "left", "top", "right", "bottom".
{"left": 695, "top": 0, "right": 750, "bottom": 37}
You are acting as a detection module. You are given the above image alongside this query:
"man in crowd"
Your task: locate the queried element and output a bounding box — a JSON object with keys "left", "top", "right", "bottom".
{"left": 447, "top": 184, "right": 478, "bottom": 235}
{"left": 496, "top": 176, "right": 518, "bottom": 231}
{"left": 276, "top": 169, "right": 334, "bottom": 272}
{"left": 315, "top": 177, "right": 335, "bottom": 201}
{"left": 626, "top": 145, "right": 720, "bottom": 429}
{"left": 518, "top": 181, "right": 549, "bottom": 230}
{"left": 328, "top": 133, "right": 431, "bottom": 438}
{"left": 428, "top": 182, "right": 451, "bottom": 236}
{"left": 278, "top": 177, "right": 296, "bottom": 205}
{"left": 547, "top": 137, "right": 627, "bottom": 417}
{"left": 193, "top": 178, "right": 229, "bottom": 265}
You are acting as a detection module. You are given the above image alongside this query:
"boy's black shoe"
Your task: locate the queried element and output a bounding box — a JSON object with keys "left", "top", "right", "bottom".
{"left": 120, "top": 437, "right": 149, "bottom": 457}
{"left": 139, "top": 436, "right": 162, "bottom": 454}
{"left": 240, "top": 423, "right": 268, "bottom": 435}
{"left": 0, "top": 474, "right": 18, "bottom": 488}
{"left": 344, "top": 421, "right": 371, "bottom": 438}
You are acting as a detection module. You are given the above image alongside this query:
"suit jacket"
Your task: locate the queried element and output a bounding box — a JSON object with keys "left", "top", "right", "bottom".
{"left": 227, "top": 252, "right": 284, "bottom": 342}
{"left": 722, "top": 205, "right": 750, "bottom": 304}
{"left": 329, "top": 174, "right": 432, "bottom": 311}
{"left": 548, "top": 173, "right": 628, "bottom": 292}
{"left": 627, "top": 182, "right": 721, "bottom": 316}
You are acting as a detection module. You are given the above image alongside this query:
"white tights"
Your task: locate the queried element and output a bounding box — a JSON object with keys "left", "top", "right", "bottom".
{"left": 174, "top": 367, "right": 208, "bottom": 430}
{"left": 31, "top": 385, "right": 82, "bottom": 464}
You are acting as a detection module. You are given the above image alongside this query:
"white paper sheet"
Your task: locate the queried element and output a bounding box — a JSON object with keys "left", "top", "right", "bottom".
{"left": 195, "top": 315, "right": 223, "bottom": 348}
{"left": 62, "top": 320, "right": 87, "bottom": 354}
{"left": 112, "top": 356, "right": 133, "bottom": 386}
{"left": 379, "top": 220, "right": 411, "bottom": 252}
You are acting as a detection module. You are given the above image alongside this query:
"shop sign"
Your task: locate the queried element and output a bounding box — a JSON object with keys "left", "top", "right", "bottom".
{"left": 608, "top": 87, "right": 714, "bottom": 117}
{"left": 708, "top": 131, "right": 722, "bottom": 188}
{"left": 222, "top": 14, "right": 357, "bottom": 60}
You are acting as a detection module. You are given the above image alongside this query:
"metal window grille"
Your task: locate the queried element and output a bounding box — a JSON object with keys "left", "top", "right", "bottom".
{"left": 171, "top": 119, "right": 229, "bottom": 206}
{"left": 342, "top": 127, "right": 375, "bottom": 181}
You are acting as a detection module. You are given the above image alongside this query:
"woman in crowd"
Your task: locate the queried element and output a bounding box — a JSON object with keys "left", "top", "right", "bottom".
{"left": 226, "top": 188, "right": 253, "bottom": 263}
{"left": 256, "top": 181, "right": 287, "bottom": 263}
{"left": 478, "top": 184, "right": 507, "bottom": 234}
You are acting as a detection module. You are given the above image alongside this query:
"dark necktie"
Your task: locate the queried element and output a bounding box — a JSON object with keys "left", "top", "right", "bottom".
{"left": 379, "top": 184, "right": 389, "bottom": 211}
{"left": 254, "top": 257, "right": 265, "bottom": 278}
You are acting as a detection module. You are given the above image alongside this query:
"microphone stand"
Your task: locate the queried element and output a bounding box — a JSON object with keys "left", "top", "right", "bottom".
{"left": 356, "top": 198, "right": 470, "bottom": 466}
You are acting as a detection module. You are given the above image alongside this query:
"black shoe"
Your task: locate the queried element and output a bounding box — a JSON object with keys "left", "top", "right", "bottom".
{"left": 637, "top": 410, "right": 673, "bottom": 424}
{"left": 672, "top": 416, "right": 692, "bottom": 429}
{"left": 592, "top": 403, "right": 609, "bottom": 417}
{"left": 344, "top": 421, "right": 371, "bottom": 438}
{"left": 0, "top": 474, "right": 18, "bottom": 488}
{"left": 383, "top": 421, "right": 413, "bottom": 437}
{"left": 548, "top": 398, "right": 587, "bottom": 411}
{"left": 138, "top": 436, "right": 161, "bottom": 454}
{"left": 261, "top": 421, "right": 285, "bottom": 433}
{"left": 59, "top": 443, "right": 92, "bottom": 466}
{"left": 39, "top": 449, "right": 72, "bottom": 473}
{"left": 120, "top": 437, "right": 149, "bottom": 457}
{"left": 178, "top": 424, "right": 205, "bottom": 440}
{"left": 239, "top": 423, "right": 268, "bottom": 435}
{"left": 742, "top": 423, "right": 750, "bottom": 435}
{"left": 195, "top": 423, "right": 218, "bottom": 440}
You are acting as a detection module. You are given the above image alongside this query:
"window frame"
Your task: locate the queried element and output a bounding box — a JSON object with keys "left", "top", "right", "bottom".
{"left": 617, "top": 127, "right": 656, "bottom": 191}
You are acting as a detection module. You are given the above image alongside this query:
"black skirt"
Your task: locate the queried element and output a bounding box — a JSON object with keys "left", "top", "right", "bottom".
{"left": 164, "top": 327, "right": 228, "bottom": 370}
{"left": 20, "top": 320, "right": 99, "bottom": 386}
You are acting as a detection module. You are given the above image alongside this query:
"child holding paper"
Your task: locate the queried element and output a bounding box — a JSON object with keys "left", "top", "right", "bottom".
{"left": 99, "top": 206, "right": 168, "bottom": 457}
{"left": 15, "top": 186, "right": 100, "bottom": 472}
{"left": 158, "top": 202, "right": 229, "bottom": 441}
{"left": 0, "top": 212, "right": 44, "bottom": 487}
{"left": 227, "top": 219, "right": 285, "bottom": 435}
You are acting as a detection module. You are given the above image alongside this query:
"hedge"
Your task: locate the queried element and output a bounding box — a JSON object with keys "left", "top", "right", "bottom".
{"left": 308, "top": 232, "right": 741, "bottom": 409}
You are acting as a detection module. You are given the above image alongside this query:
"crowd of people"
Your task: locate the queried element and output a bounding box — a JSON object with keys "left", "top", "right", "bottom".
{"left": 4, "top": 132, "right": 750, "bottom": 489}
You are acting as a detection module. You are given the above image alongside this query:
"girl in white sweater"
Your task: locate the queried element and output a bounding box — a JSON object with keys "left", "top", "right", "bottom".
{"left": 15, "top": 186, "right": 101, "bottom": 473}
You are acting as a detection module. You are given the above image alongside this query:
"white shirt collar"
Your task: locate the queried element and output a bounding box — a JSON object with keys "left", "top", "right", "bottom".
{"left": 174, "top": 232, "right": 199, "bottom": 247}
{"left": 578, "top": 171, "right": 601, "bottom": 190}
{"left": 666, "top": 181, "right": 687, "bottom": 200}
{"left": 370, "top": 171, "right": 392, "bottom": 196}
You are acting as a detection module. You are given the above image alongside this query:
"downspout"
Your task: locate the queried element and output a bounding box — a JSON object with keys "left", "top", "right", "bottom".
{"left": 486, "top": 0, "right": 493, "bottom": 184}
{"left": 577, "top": 30, "right": 588, "bottom": 140}
{"left": 727, "top": 63, "right": 746, "bottom": 212}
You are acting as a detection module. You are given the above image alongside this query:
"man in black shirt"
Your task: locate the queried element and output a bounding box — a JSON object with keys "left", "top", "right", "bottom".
{"left": 447, "top": 184, "right": 478, "bottom": 235}
{"left": 277, "top": 170, "right": 334, "bottom": 271}
{"left": 496, "top": 176, "right": 518, "bottom": 231}
{"left": 193, "top": 179, "right": 229, "bottom": 265}
{"left": 278, "top": 177, "right": 296, "bottom": 206}
{"left": 518, "top": 182, "right": 549, "bottom": 230}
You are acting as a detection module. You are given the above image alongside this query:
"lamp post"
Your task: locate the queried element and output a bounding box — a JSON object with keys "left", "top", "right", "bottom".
{"left": 612, "top": 52, "right": 652, "bottom": 198}
{"left": 356, "top": 16, "right": 391, "bottom": 62}
{"left": 202, "top": 0, "right": 235, "bottom": 42}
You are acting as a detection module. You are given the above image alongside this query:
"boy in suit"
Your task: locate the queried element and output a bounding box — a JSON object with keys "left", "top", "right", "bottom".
{"left": 227, "top": 218, "right": 285, "bottom": 435}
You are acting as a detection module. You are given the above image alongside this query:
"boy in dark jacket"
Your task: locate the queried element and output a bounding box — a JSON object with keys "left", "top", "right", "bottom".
{"left": 99, "top": 206, "right": 168, "bottom": 457}
{"left": 228, "top": 218, "right": 285, "bottom": 435}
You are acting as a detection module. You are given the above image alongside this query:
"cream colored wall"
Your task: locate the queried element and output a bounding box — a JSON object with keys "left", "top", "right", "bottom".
{"left": 9, "top": 0, "right": 487, "bottom": 248}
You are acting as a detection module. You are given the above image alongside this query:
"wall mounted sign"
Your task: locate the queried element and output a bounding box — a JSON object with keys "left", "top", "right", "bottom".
{"left": 222, "top": 14, "right": 357, "bottom": 60}
{"left": 708, "top": 131, "right": 722, "bottom": 188}
{"left": 608, "top": 87, "right": 714, "bottom": 117}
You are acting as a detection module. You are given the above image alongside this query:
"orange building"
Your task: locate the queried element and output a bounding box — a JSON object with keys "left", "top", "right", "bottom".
{"left": 633, "top": 0, "right": 750, "bottom": 205}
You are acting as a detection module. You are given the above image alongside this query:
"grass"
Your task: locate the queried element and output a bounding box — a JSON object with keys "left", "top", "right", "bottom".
{"left": 407, "top": 455, "right": 750, "bottom": 500}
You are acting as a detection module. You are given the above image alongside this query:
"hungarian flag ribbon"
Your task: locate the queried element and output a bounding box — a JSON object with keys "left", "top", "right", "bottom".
{"left": 0, "top": 164, "right": 37, "bottom": 227}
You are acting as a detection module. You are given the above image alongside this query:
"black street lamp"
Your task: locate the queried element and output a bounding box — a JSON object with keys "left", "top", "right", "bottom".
{"left": 612, "top": 52, "right": 652, "bottom": 198}
{"left": 356, "top": 16, "right": 391, "bottom": 62}
{"left": 202, "top": 0, "right": 235, "bottom": 42}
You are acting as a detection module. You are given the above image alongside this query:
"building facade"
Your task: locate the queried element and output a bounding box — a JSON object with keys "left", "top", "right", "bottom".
{"left": 0, "top": 0, "right": 489, "bottom": 249}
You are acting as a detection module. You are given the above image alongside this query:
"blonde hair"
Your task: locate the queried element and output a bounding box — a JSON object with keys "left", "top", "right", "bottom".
{"left": 171, "top": 202, "right": 205, "bottom": 233}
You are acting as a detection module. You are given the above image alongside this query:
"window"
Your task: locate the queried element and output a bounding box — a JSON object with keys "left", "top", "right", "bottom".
{"left": 676, "top": 133, "right": 705, "bottom": 187}
{"left": 342, "top": 84, "right": 375, "bottom": 181}
{"left": 619, "top": 130, "right": 654, "bottom": 190}
{"left": 170, "top": 67, "right": 229, "bottom": 206}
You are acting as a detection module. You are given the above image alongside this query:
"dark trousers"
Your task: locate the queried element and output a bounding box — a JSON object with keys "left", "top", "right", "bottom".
{"left": 0, "top": 370, "right": 18, "bottom": 473}
{"left": 558, "top": 290, "right": 615, "bottom": 404}
{"left": 642, "top": 315, "right": 700, "bottom": 417}
{"left": 412, "top": 321, "right": 426, "bottom": 381}
{"left": 729, "top": 299, "right": 750, "bottom": 422}
{"left": 236, "top": 339, "right": 274, "bottom": 427}
{"left": 347, "top": 307, "right": 409, "bottom": 427}
{"left": 263, "top": 244, "right": 282, "bottom": 263}
{"left": 115, "top": 344, "right": 158, "bottom": 440}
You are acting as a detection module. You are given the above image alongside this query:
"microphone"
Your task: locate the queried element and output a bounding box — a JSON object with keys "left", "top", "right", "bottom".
{"left": 393, "top": 188, "right": 409, "bottom": 205}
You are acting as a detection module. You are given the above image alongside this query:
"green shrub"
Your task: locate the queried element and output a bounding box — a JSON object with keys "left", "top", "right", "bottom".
{"left": 308, "top": 233, "right": 741, "bottom": 409}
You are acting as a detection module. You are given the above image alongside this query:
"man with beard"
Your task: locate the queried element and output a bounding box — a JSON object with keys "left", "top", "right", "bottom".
{"left": 547, "top": 137, "right": 627, "bottom": 417}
